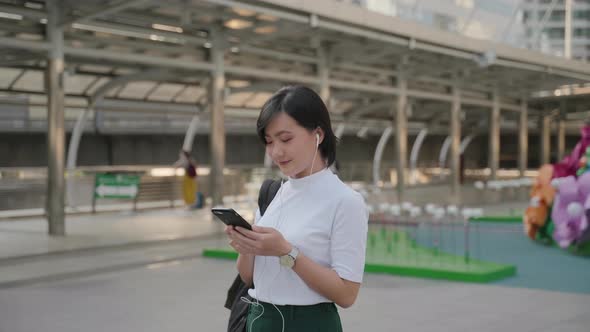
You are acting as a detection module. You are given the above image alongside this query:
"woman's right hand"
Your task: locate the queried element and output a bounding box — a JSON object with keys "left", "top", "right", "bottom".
{"left": 226, "top": 225, "right": 248, "bottom": 255}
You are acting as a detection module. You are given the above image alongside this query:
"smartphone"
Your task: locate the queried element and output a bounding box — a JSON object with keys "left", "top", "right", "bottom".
{"left": 211, "top": 208, "right": 252, "bottom": 230}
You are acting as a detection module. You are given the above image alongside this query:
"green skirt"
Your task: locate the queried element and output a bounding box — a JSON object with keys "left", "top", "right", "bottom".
{"left": 246, "top": 301, "right": 343, "bottom": 332}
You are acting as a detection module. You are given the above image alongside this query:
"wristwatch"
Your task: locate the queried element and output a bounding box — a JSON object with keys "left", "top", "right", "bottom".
{"left": 279, "top": 246, "right": 299, "bottom": 269}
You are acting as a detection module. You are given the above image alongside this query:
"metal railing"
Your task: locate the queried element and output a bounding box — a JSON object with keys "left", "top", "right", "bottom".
{"left": 0, "top": 165, "right": 281, "bottom": 213}
{"left": 0, "top": 163, "right": 532, "bottom": 215}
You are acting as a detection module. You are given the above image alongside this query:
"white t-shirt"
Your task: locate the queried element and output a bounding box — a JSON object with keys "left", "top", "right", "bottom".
{"left": 248, "top": 168, "right": 369, "bottom": 305}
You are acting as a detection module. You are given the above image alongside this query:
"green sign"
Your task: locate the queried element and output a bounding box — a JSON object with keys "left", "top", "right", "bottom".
{"left": 94, "top": 173, "right": 140, "bottom": 199}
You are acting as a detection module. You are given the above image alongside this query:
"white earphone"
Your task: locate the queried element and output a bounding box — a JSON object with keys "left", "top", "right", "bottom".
{"left": 316, "top": 133, "right": 320, "bottom": 148}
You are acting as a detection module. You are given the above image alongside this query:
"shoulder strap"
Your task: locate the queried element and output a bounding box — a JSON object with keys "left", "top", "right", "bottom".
{"left": 258, "top": 179, "right": 281, "bottom": 216}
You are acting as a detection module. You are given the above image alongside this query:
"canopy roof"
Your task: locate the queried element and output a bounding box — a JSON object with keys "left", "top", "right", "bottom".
{"left": 0, "top": 0, "right": 588, "bottom": 134}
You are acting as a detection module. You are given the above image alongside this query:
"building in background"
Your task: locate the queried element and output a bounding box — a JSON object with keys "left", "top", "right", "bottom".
{"left": 342, "top": 0, "right": 590, "bottom": 62}
{"left": 341, "top": 0, "right": 527, "bottom": 47}
{"left": 522, "top": 0, "right": 590, "bottom": 61}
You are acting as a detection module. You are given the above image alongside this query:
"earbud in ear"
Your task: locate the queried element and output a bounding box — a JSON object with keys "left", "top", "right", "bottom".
{"left": 316, "top": 133, "right": 320, "bottom": 147}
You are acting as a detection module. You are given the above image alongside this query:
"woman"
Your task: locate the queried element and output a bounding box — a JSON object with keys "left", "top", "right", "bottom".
{"left": 225, "top": 86, "right": 368, "bottom": 331}
{"left": 173, "top": 150, "right": 198, "bottom": 208}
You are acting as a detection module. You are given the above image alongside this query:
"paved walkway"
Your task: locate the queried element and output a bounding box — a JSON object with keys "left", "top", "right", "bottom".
{"left": 0, "top": 200, "right": 258, "bottom": 262}
{"left": 0, "top": 201, "right": 588, "bottom": 331}
{"left": 1, "top": 255, "right": 588, "bottom": 332}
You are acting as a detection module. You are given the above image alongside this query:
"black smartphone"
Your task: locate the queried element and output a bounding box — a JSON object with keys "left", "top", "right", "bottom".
{"left": 211, "top": 208, "right": 252, "bottom": 230}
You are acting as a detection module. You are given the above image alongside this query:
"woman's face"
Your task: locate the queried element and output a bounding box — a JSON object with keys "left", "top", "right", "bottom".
{"left": 264, "top": 112, "right": 322, "bottom": 179}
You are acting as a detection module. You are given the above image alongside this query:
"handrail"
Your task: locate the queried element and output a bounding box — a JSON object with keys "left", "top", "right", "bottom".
{"left": 0, "top": 164, "right": 534, "bottom": 214}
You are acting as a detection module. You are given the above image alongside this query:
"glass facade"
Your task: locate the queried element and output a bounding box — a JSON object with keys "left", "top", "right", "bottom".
{"left": 338, "top": 0, "right": 527, "bottom": 47}
{"left": 339, "top": 0, "right": 590, "bottom": 61}
{"left": 522, "top": 0, "right": 590, "bottom": 61}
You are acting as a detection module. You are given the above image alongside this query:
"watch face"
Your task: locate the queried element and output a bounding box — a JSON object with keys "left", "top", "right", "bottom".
{"left": 280, "top": 255, "right": 295, "bottom": 268}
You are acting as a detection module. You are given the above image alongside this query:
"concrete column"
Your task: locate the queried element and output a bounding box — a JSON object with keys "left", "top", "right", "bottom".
{"left": 518, "top": 98, "right": 528, "bottom": 176}
{"left": 318, "top": 44, "right": 330, "bottom": 106}
{"left": 395, "top": 76, "right": 408, "bottom": 199}
{"left": 489, "top": 90, "right": 500, "bottom": 180}
{"left": 209, "top": 39, "right": 226, "bottom": 206}
{"left": 450, "top": 86, "right": 461, "bottom": 196}
{"left": 46, "top": 0, "right": 65, "bottom": 236}
{"left": 540, "top": 112, "right": 551, "bottom": 165}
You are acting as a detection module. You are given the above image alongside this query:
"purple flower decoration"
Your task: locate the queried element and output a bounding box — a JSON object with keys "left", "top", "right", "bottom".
{"left": 551, "top": 176, "right": 589, "bottom": 248}
{"left": 553, "top": 202, "right": 588, "bottom": 248}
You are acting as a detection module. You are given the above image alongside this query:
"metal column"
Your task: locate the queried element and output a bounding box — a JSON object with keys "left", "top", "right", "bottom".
{"left": 540, "top": 113, "right": 551, "bottom": 165}
{"left": 395, "top": 76, "right": 408, "bottom": 199}
{"left": 489, "top": 90, "right": 500, "bottom": 180}
{"left": 450, "top": 86, "right": 461, "bottom": 197}
{"left": 209, "top": 41, "right": 226, "bottom": 206}
{"left": 46, "top": 0, "right": 65, "bottom": 236}
{"left": 518, "top": 98, "right": 528, "bottom": 176}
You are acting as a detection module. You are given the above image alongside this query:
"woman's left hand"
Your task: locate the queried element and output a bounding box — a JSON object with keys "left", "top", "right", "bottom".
{"left": 231, "top": 225, "right": 292, "bottom": 256}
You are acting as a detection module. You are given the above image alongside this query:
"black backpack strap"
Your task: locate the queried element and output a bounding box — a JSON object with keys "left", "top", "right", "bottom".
{"left": 258, "top": 179, "right": 281, "bottom": 216}
{"left": 258, "top": 179, "right": 274, "bottom": 216}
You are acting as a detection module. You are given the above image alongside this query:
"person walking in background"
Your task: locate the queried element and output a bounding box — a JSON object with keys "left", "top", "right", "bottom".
{"left": 174, "top": 149, "right": 199, "bottom": 209}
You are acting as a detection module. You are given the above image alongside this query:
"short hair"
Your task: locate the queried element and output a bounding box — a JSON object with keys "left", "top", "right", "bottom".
{"left": 256, "top": 85, "right": 338, "bottom": 167}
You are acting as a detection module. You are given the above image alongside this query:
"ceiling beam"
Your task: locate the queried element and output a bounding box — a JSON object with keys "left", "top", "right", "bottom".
{"left": 62, "top": 0, "right": 154, "bottom": 26}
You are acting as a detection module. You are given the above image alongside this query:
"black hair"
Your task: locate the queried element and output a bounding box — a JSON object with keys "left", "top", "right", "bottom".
{"left": 256, "top": 85, "right": 338, "bottom": 167}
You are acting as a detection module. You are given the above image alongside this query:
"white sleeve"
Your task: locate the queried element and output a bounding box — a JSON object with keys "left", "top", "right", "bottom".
{"left": 330, "top": 192, "right": 369, "bottom": 283}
